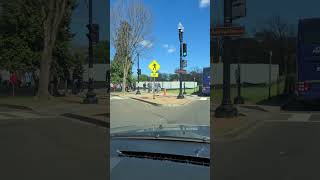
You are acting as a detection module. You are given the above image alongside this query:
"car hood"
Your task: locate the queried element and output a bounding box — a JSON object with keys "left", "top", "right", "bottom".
{"left": 110, "top": 138, "right": 210, "bottom": 180}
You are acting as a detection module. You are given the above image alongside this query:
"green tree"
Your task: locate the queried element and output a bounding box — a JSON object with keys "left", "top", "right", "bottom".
{"left": 169, "top": 74, "right": 179, "bottom": 81}
{"left": 94, "top": 40, "right": 109, "bottom": 64}
{"left": 111, "top": 0, "right": 153, "bottom": 92}
{"left": 140, "top": 74, "right": 149, "bottom": 81}
{"left": 0, "top": 0, "right": 42, "bottom": 73}
{"left": 0, "top": 0, "right": 77, "bottom": 97}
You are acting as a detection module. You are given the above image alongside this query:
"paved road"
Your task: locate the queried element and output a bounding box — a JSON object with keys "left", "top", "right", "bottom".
{"left": 0, "top": 107, "right": 108, "bottom": 180}
{"left": 214, "top": 109, "right": 320, "bottom": 180}
{"left": 110, "top": 97, "right": 210, "bottom": 131}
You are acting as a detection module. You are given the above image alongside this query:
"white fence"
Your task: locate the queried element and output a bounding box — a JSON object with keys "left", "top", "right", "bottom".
{"left": 82, "top": 64, "right": 109, "bottom": 82}
{"left": 212, "top": 63, "right": 279, "bottom": 85}
{"left": 137, "top": 81, "right": 198, "bottom": 89}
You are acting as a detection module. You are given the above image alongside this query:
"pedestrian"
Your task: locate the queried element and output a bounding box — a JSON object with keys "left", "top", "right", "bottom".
{"left": 9, "top": 72, "right": 17, "bottom": 96}
{"left": 33, "top": 70, "right": 39, "bottom": 96}
{"left": 143, "top": 82, "right": 146, "bottom": 92}
{"left": 155, "top": 83, "right": 158, "bottom": 93}
{"left": 148, "top": 82, "right": 151, "bottom": 93}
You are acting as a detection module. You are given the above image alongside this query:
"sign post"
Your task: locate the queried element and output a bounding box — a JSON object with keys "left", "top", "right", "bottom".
{"left": 149, "top": 60, "right": 160, "bottom": 99}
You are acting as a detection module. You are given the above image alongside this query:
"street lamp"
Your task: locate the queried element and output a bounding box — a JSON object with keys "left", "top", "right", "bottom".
{"left": 177, "top": 22, "right": 184, "bottom": 99}
{"left": 83, "top": 0, "right": 98, "bottom": 104}
{"left": 136, "top": 53, "right": 141, "bottom": 95}
{"left": 214, "top": 0, "right": 237, "bottom": 117}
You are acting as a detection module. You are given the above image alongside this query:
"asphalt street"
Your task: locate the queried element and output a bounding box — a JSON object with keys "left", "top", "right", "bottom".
{"left": 0, "top": 107, "right": 108, "bottom": 180}
{"left": 110, "top": 97, "right": 210, "bottom": 131}
{"left": 214, "top": 110, "right": 320, "bottom": 180}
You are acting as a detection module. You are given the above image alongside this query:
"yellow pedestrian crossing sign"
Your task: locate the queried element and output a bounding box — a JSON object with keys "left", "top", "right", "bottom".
{"left": 149, "top": 60, "right": 160, "bottom": 72}
{"left": 150, "top": 72, "right": 159, "bottom": 78}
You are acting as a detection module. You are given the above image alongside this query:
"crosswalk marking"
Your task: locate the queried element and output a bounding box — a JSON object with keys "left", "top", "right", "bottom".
{"left": 0, "top": 111, "right": 49, "bottom": 120}
{"left": 199, "top": 97, "right": 208, "bottom": 101}
{"left": 0, "top": 114, "right": 10, "bottom": 119}
{"left": 110, "top": 96, "right": 125, "bottom": 100}
{"left": 287, "top": 113, "right": 312, "bottom": 122}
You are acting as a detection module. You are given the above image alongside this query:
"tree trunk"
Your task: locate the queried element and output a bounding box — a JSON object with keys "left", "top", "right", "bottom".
{"left": 122, "top": 66, "right": 127, "bottom": 92}
{"left": 38, "top": 45, "right": 52, "bottom": 98}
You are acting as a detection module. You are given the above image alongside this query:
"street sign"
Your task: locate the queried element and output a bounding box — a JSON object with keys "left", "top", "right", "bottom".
{"left": 175, "top": 69, "right": 187, "bottom": 74}
{"left": 211, "top": 26, "right": 245, "bottom": 37}
{"left": 150, "top": 72, "right": 159, "bottom": 78}
{"left": 148, "top": 60, "right": 160, "bottom": 72}
{"left": 182, "top": 60, "right": 187, "bottom": 68}
{"left": 232, "top": 0, "right": 246, "bottom": 20}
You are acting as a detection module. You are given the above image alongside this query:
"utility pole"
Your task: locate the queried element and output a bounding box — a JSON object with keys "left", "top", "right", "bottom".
{"left": 83, "top": 0, "right": 98, "bottom": 104}
{"left": 215, "top": 0, "right": 238, "bottom": 117}
{"left": 136, "top": 53, "right": 141, "bottom": 95}
{"left": 234, "top": 61, "right": 244, "bottom": 104}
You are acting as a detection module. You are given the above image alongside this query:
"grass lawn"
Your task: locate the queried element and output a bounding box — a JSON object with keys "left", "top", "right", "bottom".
{"left": 212, "top": 81, "right": 285, "bottom": 104}
{"left": 166, "top": 87, "right": 199, "bottom": 95}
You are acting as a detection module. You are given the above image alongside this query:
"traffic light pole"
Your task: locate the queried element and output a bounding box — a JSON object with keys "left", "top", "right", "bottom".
{"left": 177, "top": 29, "right": 184, "bottom": 99}
{"left": 136, "top": 53, "right": 141, "bottom": 95}
{"left": 215, "top": 0, "right": 238, "bottom": 117}
{"left": 234, "top": 62, "right": 244, "bottom": 104}
{"left": 83, "top": 0, "right": 98, "bottom": 104}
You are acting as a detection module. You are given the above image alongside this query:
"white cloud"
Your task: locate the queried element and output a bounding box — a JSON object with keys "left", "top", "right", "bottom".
{"left": 199, "top": 0, "right": 210, "bottom": 8}
{"left": 162, "top": 44, "right": 176, "bottom": 53}
{"left": 167, "top": 47, "right": 176, "bottom": 53}
{"left": 140, "top": 40, "right": 153, "bottom": 48}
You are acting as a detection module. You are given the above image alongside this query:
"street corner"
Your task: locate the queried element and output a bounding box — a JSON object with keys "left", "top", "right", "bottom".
{"left": 62, "top": 113, "right": 109, "bottom": 128}
{"left": 129, "top": 93, "right": 198, "bottom": 107}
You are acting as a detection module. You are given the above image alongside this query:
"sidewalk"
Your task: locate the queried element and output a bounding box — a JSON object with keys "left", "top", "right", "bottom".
{"left": 0, "top": 94, "right": 109, "bottom": 123}
{"left": 112, "top": 91, "right": 194, "bottom": 106}
{"left": 212, "top": 101, "right": 279, "bottom": 140}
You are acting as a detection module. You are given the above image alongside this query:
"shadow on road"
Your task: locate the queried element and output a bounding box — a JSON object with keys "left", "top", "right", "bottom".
{"left": 256, "top": 94, "right": 290, "bottom": 107}
{"left": 257, "top": 94, "right": 320, "bottom": 111}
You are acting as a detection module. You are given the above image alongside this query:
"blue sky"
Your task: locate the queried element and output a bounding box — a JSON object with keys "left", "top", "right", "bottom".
{"left": 213, "top": 0, "right": 320, "bottom": 36}
{"left": 110, "top": 0, "right": 210, "bottom": 74}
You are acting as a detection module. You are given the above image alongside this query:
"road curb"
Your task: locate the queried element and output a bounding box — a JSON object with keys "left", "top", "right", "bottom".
{"left": 130, "top": 97, "right": 162, "bottom": 106}
{"left": 0, "top": 104, "right": 33, "bottom": 111}
{"left": 130, "top": 97, "right": 193, "bottom": 107}
{"left": 62, "top": 113, "right": 109, "bottom": 128}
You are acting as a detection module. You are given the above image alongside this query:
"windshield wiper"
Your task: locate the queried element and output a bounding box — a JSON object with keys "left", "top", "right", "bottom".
{"left": 117, "top": 150, "right": 210, "bottom": 167}
{"left": 112, "top": 135, "right": 210, "bottom": 143}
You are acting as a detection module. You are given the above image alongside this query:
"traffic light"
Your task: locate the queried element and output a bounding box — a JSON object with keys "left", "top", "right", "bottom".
{"left": 183, "top": 43, "right": 187, "bottom": 57}
{"left": 86, "top": 24, "right": 100, "bottom": 44}
{"left": 137, "top": 69, "right": 141, "bottom": 75}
